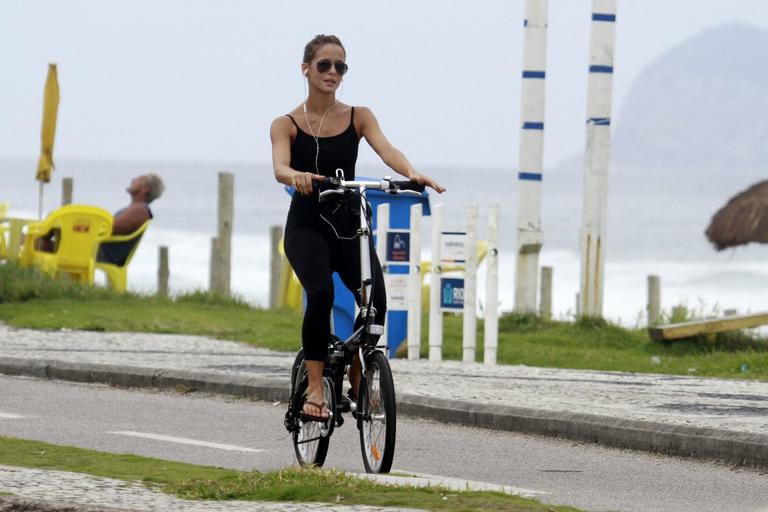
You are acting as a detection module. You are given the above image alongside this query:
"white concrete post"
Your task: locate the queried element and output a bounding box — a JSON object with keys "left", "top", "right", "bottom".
{"left": 407, "top": 204, "right": 422, "bottom": 360}
{"left": 375, "top": 204, "right": 390, "bottom": 349}
{"left": 579, "top": 0, "right": 617, "bottom": 317}
{"left": 514, "top": 0, "right": 548, "bottom": 314}
{"left": 428, "top": 203, "right": 444, "bottom": 362}
{"left": 484, "top": 205, "right": 500, "bottom": 365}
{"left": 462, "top": 206, "right": 478, "bottom": 363}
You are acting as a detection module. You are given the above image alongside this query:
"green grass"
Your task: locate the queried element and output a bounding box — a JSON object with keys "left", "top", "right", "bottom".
{"left": 0, "top": 436, "right": 580, "bottom": 511}
{"left": 1, "top": 262, "right": 767, "bottom": 380}
{"left": 405, "top": 312, "right": 768, "bottom": 381}
{"left": 0, "top": 263, "right": 300, "bottom": 351}
{"left": 0, "top": 296, "right": 300, "bottom": 351}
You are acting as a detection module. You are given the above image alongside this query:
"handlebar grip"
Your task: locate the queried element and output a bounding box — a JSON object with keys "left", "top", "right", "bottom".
{"left": 393, "top": 180, "right": 425, "bottom": 193}
{"left": 311, "top": 176, "right": 331, "bottom": 190}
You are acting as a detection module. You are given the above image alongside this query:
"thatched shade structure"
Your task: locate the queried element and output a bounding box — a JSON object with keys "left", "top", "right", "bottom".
{"left": 706, "top": 180, "right": 768, "bottom": 251}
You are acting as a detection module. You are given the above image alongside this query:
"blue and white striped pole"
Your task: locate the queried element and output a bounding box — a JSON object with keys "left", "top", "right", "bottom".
{"left": 514, "top": 0, "right": 548, "bottom": 314}
{"left": 579, "top": 0, "right": 617, "bottom": 317}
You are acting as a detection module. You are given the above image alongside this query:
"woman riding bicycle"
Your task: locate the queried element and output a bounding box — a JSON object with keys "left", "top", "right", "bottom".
{"left": 271, "top": 34, "right": 445, "bottom": 422}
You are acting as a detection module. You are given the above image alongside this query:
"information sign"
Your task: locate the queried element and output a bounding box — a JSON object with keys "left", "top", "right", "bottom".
{"left": 386, "top": 231, "right": 410, "bottom": 263}
{"left": 384, "top": 273, "right": 409, "bottom": 311}
{"left": 441, "top": 232, "right": 466, "bottom": 264}
{"left": 440, "top": 277, "right": 465, "bottom": 311}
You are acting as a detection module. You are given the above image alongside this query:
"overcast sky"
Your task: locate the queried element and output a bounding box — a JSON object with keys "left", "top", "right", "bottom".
{"left": 2, "top": 0, "right": 767, "bottom": 169}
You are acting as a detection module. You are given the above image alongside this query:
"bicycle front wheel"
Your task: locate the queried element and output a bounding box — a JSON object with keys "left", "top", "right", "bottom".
{"left": 291, "top": 351, "right": 334, "bottom": 467}
{"left": 357, "top": 350, "right": 396, "bottom": 473}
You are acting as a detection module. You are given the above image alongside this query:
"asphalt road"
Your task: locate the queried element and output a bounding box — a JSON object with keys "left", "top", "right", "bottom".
{"left": 0, "top": 375, "right": 767, "bottom": 512}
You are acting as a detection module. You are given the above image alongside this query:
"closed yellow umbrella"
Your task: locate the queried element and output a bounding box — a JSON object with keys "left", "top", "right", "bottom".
{"left": 35, "top": 63, "right": 60, "bottom": 218}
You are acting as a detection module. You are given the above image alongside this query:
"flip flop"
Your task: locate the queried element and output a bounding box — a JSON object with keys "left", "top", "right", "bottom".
{"left": 301, "top": 400, "right": 331, "bottom": 422}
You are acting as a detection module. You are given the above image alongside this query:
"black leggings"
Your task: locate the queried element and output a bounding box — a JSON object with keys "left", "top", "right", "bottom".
{"left": 284, "top": 217, "right": 387, "bottom": 362}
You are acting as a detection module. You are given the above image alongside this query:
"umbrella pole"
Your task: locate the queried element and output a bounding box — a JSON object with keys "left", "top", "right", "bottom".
{"left": 38, "top": 182, "right": 43, "bottom": 220}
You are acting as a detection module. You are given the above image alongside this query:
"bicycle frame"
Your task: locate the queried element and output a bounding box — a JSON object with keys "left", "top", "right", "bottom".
{"left": 325, "top": 171, "right": 386, "bottom": 385}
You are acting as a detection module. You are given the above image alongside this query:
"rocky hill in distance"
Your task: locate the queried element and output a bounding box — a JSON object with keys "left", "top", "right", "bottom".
{"left": 611, "top": 23, "right": 768, "bottom": 174}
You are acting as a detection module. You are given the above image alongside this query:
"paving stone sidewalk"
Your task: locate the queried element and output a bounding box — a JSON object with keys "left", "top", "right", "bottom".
{"left": 2, "top": 324, "right": 768, "bottom": 466}
{"left": 0, "top": 465, "right": 417, "bottom": 511}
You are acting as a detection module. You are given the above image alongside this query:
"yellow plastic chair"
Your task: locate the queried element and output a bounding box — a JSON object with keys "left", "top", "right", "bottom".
{"left": 21, "top": 204, "right": 113, "bottom": 284}
{"left": 95, "top": 220, "right": 151, "bottom": 293}
{"left": 0, "top": 202, "right": 8, "bottom": 260}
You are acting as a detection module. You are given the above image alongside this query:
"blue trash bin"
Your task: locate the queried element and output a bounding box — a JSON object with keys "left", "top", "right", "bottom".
{"left": 286, "top": 181, "right": 430, "bottom": 356}
{"left": 367, "top": 184, "right": 431, "bottom": 356}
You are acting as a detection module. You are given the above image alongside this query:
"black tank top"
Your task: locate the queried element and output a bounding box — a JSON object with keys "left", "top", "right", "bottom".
{"left": 286, "top": 107, "right": 359, "bottom": 216}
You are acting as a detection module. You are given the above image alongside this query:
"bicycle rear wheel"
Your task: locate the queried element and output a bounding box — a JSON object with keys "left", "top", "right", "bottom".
{"left": 290, "top": 350, "right": 335, "bottom": 467}
{"left": 357, "top": 350, "right": 396, "bottom": 473}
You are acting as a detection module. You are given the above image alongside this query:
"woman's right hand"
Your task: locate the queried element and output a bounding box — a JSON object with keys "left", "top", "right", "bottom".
{"left": 292, "top": 172, "right": 325, "bottom": 196}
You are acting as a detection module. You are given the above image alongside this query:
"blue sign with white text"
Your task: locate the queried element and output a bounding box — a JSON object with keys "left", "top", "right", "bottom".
{"left": 440, "top": 277, "right": 465, "bottom": 310}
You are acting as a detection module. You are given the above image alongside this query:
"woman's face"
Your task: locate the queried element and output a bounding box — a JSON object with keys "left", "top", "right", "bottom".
{"left": 304, "top": 44, "right": 346, "bottom": 93}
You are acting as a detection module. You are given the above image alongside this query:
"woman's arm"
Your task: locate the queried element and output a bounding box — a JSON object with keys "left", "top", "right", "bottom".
{"left": 270, "top": 116, "right": 325, "bottom": 196}
{"left": 358, "top": 107, "right": 445, "bottom": 193}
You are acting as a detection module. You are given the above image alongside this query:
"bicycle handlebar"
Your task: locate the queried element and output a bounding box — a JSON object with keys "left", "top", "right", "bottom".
{"left": 315, "top": 176, "right": 425, "bottom": 201}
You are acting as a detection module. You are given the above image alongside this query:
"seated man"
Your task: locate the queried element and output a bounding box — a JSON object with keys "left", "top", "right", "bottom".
{"left": 97, "top": 173, "right": 164, "bottom": 265}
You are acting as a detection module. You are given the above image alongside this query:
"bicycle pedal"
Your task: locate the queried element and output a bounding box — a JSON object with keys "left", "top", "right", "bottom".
{"left": 339, "top": 395, "right": 357, "bottom": 414}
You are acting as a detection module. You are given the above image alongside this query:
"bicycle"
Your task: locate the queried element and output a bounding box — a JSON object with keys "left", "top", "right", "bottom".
{"left": 283, "top": 170, "right": 424, "bottom": 474}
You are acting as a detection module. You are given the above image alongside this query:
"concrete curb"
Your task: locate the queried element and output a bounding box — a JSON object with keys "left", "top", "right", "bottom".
{"left": 2, "top": 357, "right": 767, "bottom": 469}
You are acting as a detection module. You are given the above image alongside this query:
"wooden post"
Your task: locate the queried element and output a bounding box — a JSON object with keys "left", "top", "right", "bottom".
{"left": 375, "top": 204, "right": 390, "bottom": 351}
{"left": 484, "top": 205, "right": 500, "bottom": 365}
{"left": 579, "top": 0, "right": 617, "bottom": 317}
{"left": 157, "top": 246, "right": 169, "bottom": 298}
{"left": 407, "top": 204, "right": 422, "bottom": 360}
{"left": 462, "top": 205, "right": 478, "bottom": 363}
{"left": 647, "top": 275, "right": 661, "bottom": 326}
{"left": 277, "top": 251, "right": 292, "bottom": 309}
{"left": 540, "top": 266, "right": 553, "bottom": 321}
{"left": 428, "top": 203, "right": 444, "bottom": 362}
{"left": 514, "top": 0, "right": 548, "bottom": 314}
{"left": 210, "top": 172, "right": 234, "bottom": 296}
{"left": 269, "top": 225, "right": 283, "bottom": 309}
{"left": 61, "top": 177, "right": 73, "bottom": 206}
{"left": 209, "top": 237, "right": 220, "bottom": 293}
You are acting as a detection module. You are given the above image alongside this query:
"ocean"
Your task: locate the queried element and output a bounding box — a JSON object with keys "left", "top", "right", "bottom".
{"left": 3, "top": 158, "right": 767, "bottom": 326}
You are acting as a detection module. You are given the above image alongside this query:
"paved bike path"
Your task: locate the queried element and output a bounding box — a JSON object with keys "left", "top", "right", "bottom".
{"left": 2, "top": 324, "right": 768, "bottom": 468}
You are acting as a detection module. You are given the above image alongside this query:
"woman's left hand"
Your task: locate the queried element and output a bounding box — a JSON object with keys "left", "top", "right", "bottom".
{"left": 409, "top": 172, "right": 446, "bottom": 193}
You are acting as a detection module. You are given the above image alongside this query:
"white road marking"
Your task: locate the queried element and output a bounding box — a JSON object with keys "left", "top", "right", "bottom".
{"left": 106, "top": 431, "right": 266, "bottom": 453}
{"left": 371, "top": 469, "right": 549, "bottom": 498}
{"left": 0, "top": 412, "right": 25, "bottom": 419}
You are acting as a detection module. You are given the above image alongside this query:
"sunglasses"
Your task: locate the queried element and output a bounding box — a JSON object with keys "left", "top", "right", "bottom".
{"left": 315, "top": 59, "right": 349, "bottom": 76}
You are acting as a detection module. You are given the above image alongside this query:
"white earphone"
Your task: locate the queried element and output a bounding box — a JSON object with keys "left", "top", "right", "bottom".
{"left": 304, "top": 68, "right": 309, "bottom": 76}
